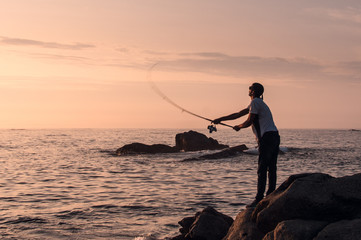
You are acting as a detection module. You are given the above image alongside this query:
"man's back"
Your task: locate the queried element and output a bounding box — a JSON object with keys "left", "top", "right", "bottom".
{"left": 248, "top": 98, "right": 278, "bottom": 138}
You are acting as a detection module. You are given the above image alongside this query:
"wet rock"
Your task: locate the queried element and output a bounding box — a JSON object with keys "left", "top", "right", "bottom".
{"left": 170, "top": 206, "right": 233, "bottom": 240}
{"left": 183, "top": 144, "right": 248, "bottom": 161}
{"left": 175, "top": 130, "right": 228, "bottom": 152}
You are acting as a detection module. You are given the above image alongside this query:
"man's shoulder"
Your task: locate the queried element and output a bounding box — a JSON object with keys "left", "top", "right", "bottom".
{"left": 251, "top": 98, "right": 264, "bottom": 105}
{"left": 252, "top": 97, "right": 263, "bottom": 102}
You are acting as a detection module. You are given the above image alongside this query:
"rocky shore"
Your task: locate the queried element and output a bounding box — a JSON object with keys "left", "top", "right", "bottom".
{"left": 169, "top": 173, "right": 361, "bottom": 240}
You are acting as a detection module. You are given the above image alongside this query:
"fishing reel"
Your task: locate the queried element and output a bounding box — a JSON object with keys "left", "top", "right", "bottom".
{"left": 207, "top": 124, "right": 217, "bottom": 133}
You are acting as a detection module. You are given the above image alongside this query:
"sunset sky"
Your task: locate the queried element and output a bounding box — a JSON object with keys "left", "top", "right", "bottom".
{"left": 1, "top": 0, "right": 360, "bottom": 129}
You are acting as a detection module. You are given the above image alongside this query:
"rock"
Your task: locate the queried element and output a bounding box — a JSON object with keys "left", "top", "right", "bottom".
{"left": 170, "top": 206, "right": 233, "bottom": 240}
{"left": 253, "top": 173, "right": 361, "bottom": 233}
{"left": 223, "top": 173, "right": 361, "bottom": 240}
{"left": 115, "top": 142, "right": 177, "bottom": 155}
{"left": 183, "top": 145, "right": 248, "bottom": 161}
{"left": 178, "top": 216, "right": 196, "bottom": 235}
{"left": 263, "top": 220, "right": 328, "bottom": 240}
{"left": 223, "top": 208, "right": 264, "bottom": 240}
{"left": 244, "top": 147, "right": 289, "bottom": 155}
{"left": 314, "top": 219, "right": 361, "bottom": 240}
{"left": 175, "top": 130, "right": 228, "bottom": 152}
{"left": 116, "top": 131, "right": 229, "bottom": 155}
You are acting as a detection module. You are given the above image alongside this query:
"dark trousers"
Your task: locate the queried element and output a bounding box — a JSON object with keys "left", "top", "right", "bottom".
{"left": 256, "top": 131, "right": 280, "bottom": 200}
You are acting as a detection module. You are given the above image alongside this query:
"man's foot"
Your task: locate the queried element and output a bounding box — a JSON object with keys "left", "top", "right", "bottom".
{"left": 246, "top": 198, "right": 262, "bottom": 208}
{"left": 266, "top": 189, "right": 275, "bottom": 196}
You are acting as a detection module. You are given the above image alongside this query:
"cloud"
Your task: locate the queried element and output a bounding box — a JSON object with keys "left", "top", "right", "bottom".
{"left": 180, "top": 52, "right": 229, "bottom": 59}
{"left": 305, "top": 6, "right": 361, "bottom": 25}
{"left": 28, "top": 52, "right": 91, "bottom": 62}
{"left": 108, "top": 47, "right": 327, "bottom": 83}
{"left": 153, "top": 52, "right": 324, "bottom": 81}
{"left": 0, "top": 36, "right": 95, "bottom": 50}
{"left": 116, "top": 47, "right": 130, "bottom": 53}
{"left": 138, "top": 51, "right": 361, "bottom": 85}
{"left": 325, "top": 7, "right": 361, "bottom": 24}
{"left": 142, "top": 50, "right": 171, "bottom": 56}
{"left": 330, "top": 60, "right": 361, "bottom": 83}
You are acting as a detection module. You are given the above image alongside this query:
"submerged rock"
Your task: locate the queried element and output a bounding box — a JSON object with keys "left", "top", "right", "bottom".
{"left": 223, "top": 172, "right": 361, "bottom": 240}
{"left": 183, "top": 144, "right": 248, "bottom": 161}
{"left": 115, "top": 142, "right": 177, "bottom": 155}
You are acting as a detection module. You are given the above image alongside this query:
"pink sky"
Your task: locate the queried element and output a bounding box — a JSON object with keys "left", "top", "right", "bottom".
{"left": 1, "top": 0, "right": 360, "bottom": 129}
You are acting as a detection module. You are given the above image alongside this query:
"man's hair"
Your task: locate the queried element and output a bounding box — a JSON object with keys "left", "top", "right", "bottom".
{"left": 250, "top": 82, "right": 264, "bottom": 98}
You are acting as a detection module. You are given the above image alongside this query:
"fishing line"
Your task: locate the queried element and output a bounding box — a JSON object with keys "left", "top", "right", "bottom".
{"left": 147, "top": 63, "right": 233, "bottom": 133}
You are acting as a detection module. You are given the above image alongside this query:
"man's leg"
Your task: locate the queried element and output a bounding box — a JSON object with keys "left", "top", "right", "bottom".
{"left": 247, "top": 155, "right": 267, "bottom": 208}
{"left": 256, "top": 157, "right": 267, "bottom": 201}
{"left": 267, "top": 152, "right": 278, "bottom": 195}
{"left": 248, "top": 132, "right": 280, "bottom": 208}
{"left": 266, "top": 133, "right": 280, "bottom": 196}
{"left": 256, "top": 140, "right": 269, "bottom": 201}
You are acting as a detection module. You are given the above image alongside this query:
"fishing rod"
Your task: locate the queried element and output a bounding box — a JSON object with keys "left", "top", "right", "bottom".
{"left": 147, "top": 63, "right": 234, "bottom": 133}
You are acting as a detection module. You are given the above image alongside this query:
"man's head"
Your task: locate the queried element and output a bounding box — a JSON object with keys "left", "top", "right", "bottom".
{"left": 249, "top": 82, "right": 264, "bottom": 99}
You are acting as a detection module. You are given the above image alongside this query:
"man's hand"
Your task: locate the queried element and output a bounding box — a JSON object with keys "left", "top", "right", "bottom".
{"left": 212, "top": 118, "right": 221, "bottom": 124}
{"left": 233, "top": 125, "right": 241, "bottom": 131}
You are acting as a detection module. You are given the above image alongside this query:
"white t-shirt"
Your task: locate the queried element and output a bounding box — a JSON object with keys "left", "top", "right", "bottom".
{"left": 247, "top": 98, "right": 278, "bottom": 139}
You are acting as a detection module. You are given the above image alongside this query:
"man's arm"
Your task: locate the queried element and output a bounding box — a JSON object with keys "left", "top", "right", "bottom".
{"left": 233, "top": 113, "right": 257, "bottom": 131}
{"left": 212, "top": 108, "right": 249, "bottom": 124}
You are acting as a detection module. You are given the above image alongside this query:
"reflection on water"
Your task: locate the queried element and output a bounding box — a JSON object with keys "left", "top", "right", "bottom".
{"left": 0, "top": 129, "right": 360, "bottom": 239}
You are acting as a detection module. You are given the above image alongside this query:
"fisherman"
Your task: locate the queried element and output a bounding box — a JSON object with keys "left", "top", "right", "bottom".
{"left": 212, "top": 83, "right": 280, "bottom": 208}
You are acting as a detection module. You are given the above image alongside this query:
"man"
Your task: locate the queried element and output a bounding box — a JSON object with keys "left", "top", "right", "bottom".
{"left": 213, "top": 83, "right": 280, "bottom": 208}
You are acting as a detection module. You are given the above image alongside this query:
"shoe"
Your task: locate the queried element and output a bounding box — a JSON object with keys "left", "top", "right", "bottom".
{"left": 246, "top": 198, "right": 262, "bottom": 208}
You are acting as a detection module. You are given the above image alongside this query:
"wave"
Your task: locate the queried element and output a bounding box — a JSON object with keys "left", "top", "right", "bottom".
{"left": 55, "top": 209, "right": 93, "bottom": 220}
{"left": 134, "top": 234, "right": 158, "bottom": 240}
{"left": 2, "top": 216, "right": 48, "bottom": 225}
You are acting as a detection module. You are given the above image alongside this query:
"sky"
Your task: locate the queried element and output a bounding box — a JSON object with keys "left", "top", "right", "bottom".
{"left": 1, "top": 0, "right": 361, "bottom": 129}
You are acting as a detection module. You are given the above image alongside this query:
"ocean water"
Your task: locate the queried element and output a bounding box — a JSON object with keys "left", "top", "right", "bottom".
{"left": 0, "top": 128, "right": 360, "bottom": 239}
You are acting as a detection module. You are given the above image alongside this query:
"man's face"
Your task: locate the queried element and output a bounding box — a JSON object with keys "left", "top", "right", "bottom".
{"left": 249, "top": 86, "right": 254, "bottom": 97}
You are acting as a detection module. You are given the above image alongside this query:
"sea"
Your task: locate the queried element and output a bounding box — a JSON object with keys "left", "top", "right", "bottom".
{"left": 0, "top": 128, "right": 360, "bottom": 240}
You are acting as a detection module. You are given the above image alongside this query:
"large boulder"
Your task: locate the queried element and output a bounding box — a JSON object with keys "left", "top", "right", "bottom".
{"left": 314, "top": 219, "right": 361, "bottom": 240}
{"left": 223, "top": 208, "right": 264, "bottom": 240}
{"left": 253, "top": 173, "right": 361, "bottom": 233}
{"left": 175, "top": 130, "right": 228, "bottom": 151}
{"left": 171, "top": 206, "right": 233, "bottom": 240}
{"left": 223, "top": 173, "right": 361, "bottom": 240}
{"left": 262, "top": 220, "right": 328, "bottom": 240}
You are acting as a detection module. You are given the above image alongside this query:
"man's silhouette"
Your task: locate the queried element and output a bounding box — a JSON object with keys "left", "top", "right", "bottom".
{"left": 213, "top": 83, "right": 280, "bottom": 208}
